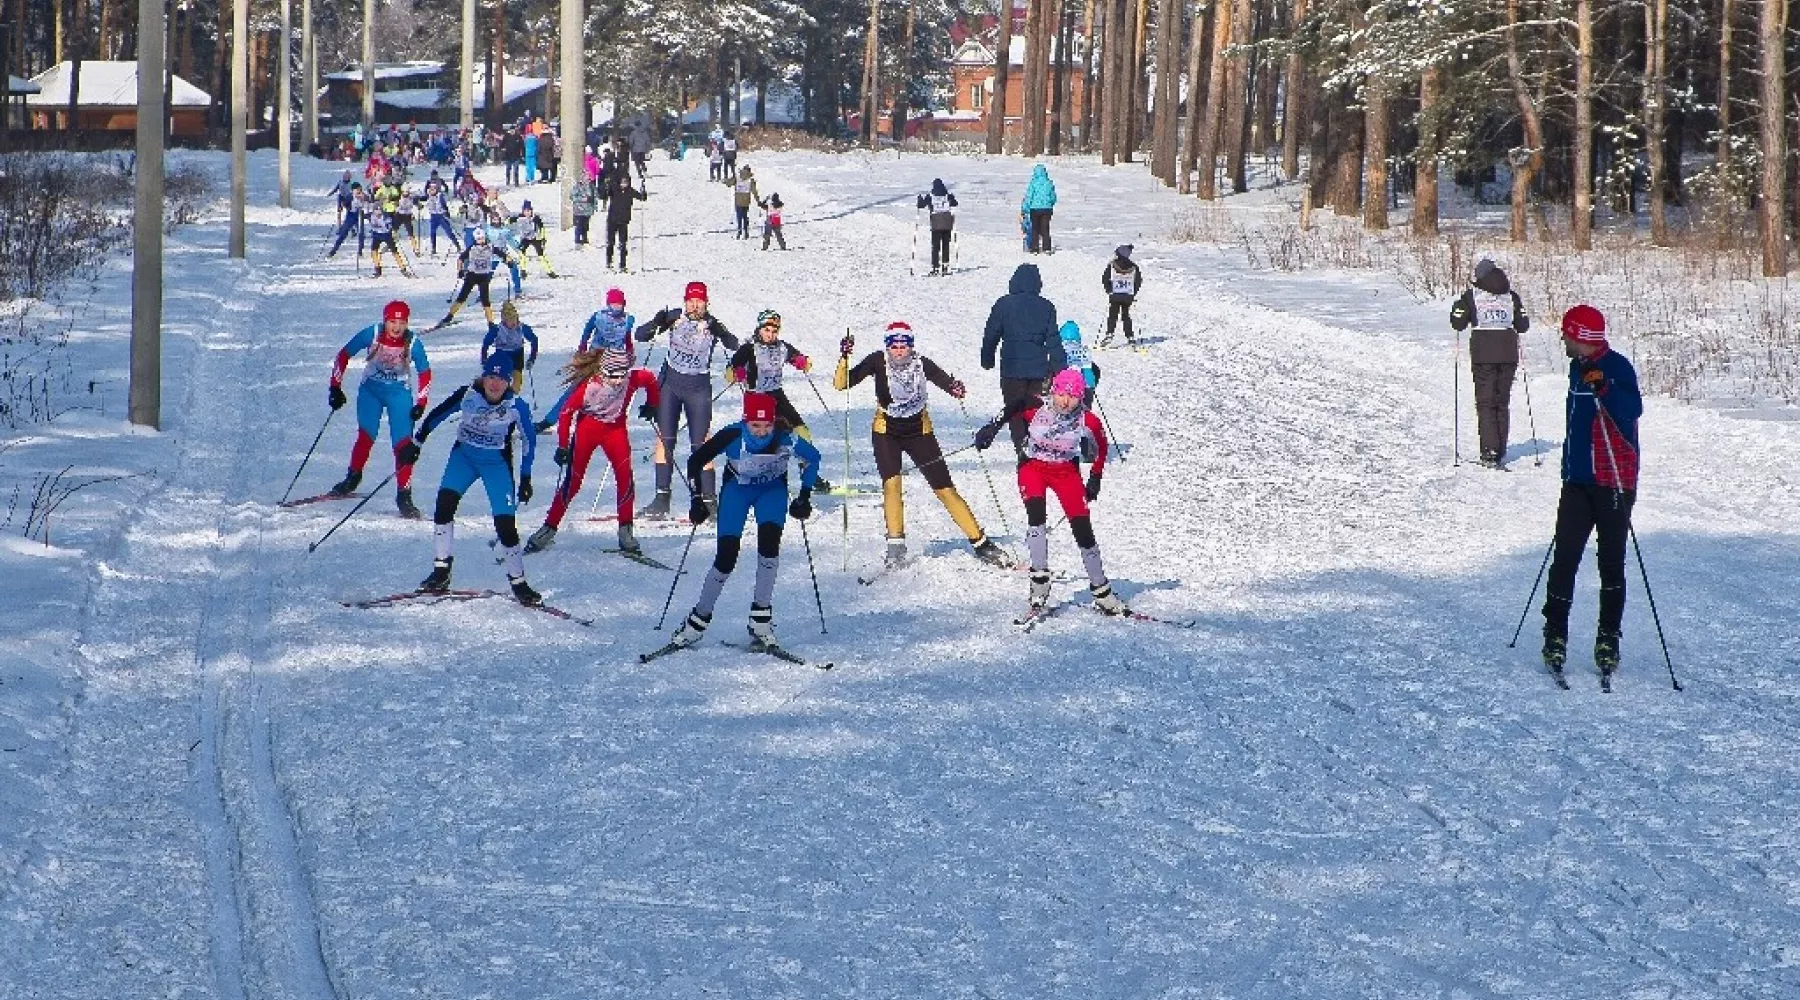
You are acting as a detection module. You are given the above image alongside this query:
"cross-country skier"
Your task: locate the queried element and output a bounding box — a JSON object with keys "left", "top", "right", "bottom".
{"left": 758, "top": 192, "right": 787, "bottom": 251}
{"left": 526, "top": 348, "right": 660, "bottom": 554}
{"left": 916, "top": 179, "right": 958, "bottom": 275}
{"left": 400, "top": 353, "right": 541, "bottom": 605}
{"left": 981, "top": 263, "right": 1065, "bottom": 459}
{"left": 1540, "top": 304, "right": 1643, "bottom": 682}
{"left": 579, "top": 286, "right": 636, "bottom": 357}
{"left": 1100, "top": 245, "right": 1143, "bottom": 348}
{"left": 1021, "top": 163, "right": 1057, "bottom": 254}
{"left": 604, "top": 171, "right": 647, "bottom": 271}
{"left": 837, "top": 322, "right": 1013, "bottom": 571}
{"left": 328, "top": 169, "right": 356, "bottom": 224}
{"left": 726, "top": 309, "right": 814, "bottom": 441}
{"left": 1059, "top": 320, "right": 1100, "bottom": 408}
{"left": 1449, "top": 257, "right": 1532, "bottom": 468}
{"left": 721, "top": 131, "right": 739, "bottom": 182}
{"left": 326, "top": 182, "right": 368, "bottom": 257}
{"left": 434, "top": 227, "right": 507, "bottom": 330}
{"left": 366, "top": 201, "right": 415, "bottom": 278}
{"left": 481, "top": 300, "right": 539, "bottom": 394}
{"left": 664, "top": 390, "right": 821, "bottom": 650}
{"left": 326, "top": 299, "right": 431, "bottom": 518}
{"left": 732, "top": 166, "right": 759, "bottom": 239}
{"left": 513, "top": 201, "right": 558, "bottom": 278}
{"left": 974, "top": 367, "right": 1127, "bottom": 616}
{"left": 423, "top": 178, "right": 461, "bottom": 256}
{"left": 634, "top": 281, "right": 739, "bottom": 519}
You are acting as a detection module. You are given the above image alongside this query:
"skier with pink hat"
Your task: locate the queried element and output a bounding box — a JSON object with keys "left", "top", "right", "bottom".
{"left": 974, "top": 366, "right": 1127, "bottom": 619}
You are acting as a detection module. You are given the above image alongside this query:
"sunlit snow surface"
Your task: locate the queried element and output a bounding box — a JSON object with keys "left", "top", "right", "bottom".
{"left": 2, "top": 147, "right": 1798, "bottom": 999}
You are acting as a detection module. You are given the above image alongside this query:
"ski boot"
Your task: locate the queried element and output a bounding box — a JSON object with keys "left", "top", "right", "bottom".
{"left": 813, "top": 475, "right": 833, "bottom": 493}
{"left": 701, "top": 494, "right": 719, "bottom": 520}
{"left": 671, "top": 608, "right": 710, "bottom": 647}
{"left": 1028, "top": 570, "right": 1052, "bottom": 611}
{"left": 639, "top": 489, "right": 672, "bottom": 521}
{"left": 884, "top": 537, "right": 909, "bottom": 570}
{"left": 395, "top": 487, "right": 421, "bottom": 520}
{"left": 373, "top": 264, "right": 384, "bottom": 277}
{"left": 328, "top": 469, "right": 363, "bottom": 497}
{"left": 617, "top": 523, "right": 640, "bottom": 553}
{"left": 1595, "top": 630, "right": 1621, "bottom": 675}
{"left": 419, "top": 557, "right": 453, "bottom": 593}
{"left": 523, "top": 524, "right": 557, "bottom": 554}
{"left": 508, "top": 574, "right": 542, "bottom": 607}
{"left": 1090, "top": 581, "right": 1130, "bottom": 616}
{"left": 1542, "top": 632, "right": 1568, "bottom": 674}
{"left": 748, "top": 604, "right": 776, "bottom": 647}
{"left": 972, "top": 537, "right": 1014, "bottom": 569}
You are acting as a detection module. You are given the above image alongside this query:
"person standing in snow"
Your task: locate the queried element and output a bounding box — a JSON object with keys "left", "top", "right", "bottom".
{"left": 1100, "top": 245, "right": 1144, "bottom": 348}
{"left": 974, "top": 367, "right": 1127, "bottom": 617}
{"left": 522, "top": 128, "right": 541, "bottom": 185}
{"left": 401, "top": 354, "right": 541, "bottom": 605}
{"left": 758, "top": 192, "right": 787, "bottom": 251}
{"left": 916, "top": 179, "right": 958, "bottom": 275}
{"left": 629, "top": 119, "right": 653, "bottom": 180}
{"left": 634, "top": 281, "right": 740, "bottom": 518}
{"left": 836, "top": 322, "right": 1013, "bottom": 571}
{"left": 980, "top": 263, "right": 1066, "bottom": 459}
{"left": 570, "top": 172, "right": 598, "bottom": 249}
{"left": 1020, "top": 163, "right": 1057, "bottom": 254}
{"left": 325, "top": 300, "right": 431, "bottom": 519}
{"left": 662, "top": 391, "right": 822, "bottom": 651}
{"left": 481, "top": 300, "right": 539, "bottom": 395}
{"left": 722, "top": 131, "right": 740, "bottom": 183}
{"left": 732, "top": 166, "right": 760, "bottom": 240}
{"left": 1540, "top": 304, "right": 1643, "bottom": 682}
{"left": 604, "top": 171, "right": 648, "bottom": 271}
{"left": 1449, "top": 257, "right": 1532, "bottom": 468}
{"left": 527, "top": 348, "right": 660, "bottom": 555}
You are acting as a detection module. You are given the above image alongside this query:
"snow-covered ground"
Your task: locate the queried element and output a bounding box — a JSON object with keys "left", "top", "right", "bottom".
{"left": 3, "top": 145, "right": 1798, "bottom": 999}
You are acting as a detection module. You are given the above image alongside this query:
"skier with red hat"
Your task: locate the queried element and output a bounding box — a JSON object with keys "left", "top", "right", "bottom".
{"left": 1540, "top": 303, "right": 1643, "bottom": 686}
{"left": 975, "top": 367, "right": 1128, "bottom": 620}
{"left": 525, "top": 348, "right": 660, "bottom": 556}
{"left": 836, "top": 320, "right": 1013, "bottom": 572}
{"left": 634, "top": 280, "right": 739, "bottom": 519}
{"left": 325, "top": 300, "right": 432, "bottom": 518}
{"left": 658, "top": 390, "right": 823, "bottom": 655}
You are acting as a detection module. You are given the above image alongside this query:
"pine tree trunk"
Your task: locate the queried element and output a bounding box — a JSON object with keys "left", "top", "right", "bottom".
{"left": 1194, "top": 0, "right": 1233, "bottom": 198}
{"left": 1022, "top": 0, "right": 1045, "bottom": 153}
{"left": 861, "top": 0, "right": 880, "bottom": 148}
{"left": 1051, "top": 0, "right": 1073, "bottom": 153}
{"left": 1413, "top": 64, "right": 1442, "bottom": 237}
{"left": 1718, "top": 0, "right": 1734, "bottom": 177}
{"left": 1080, "top": 0, "right": 1098, "bottom": 149}
{"left": 1103, "top": 0, "right": 1128, "bottom": 162}
{"left": 1363, "top": 78, "right": 1388, "bottom": 229}
{"left": 1328, "top": 86, "right": 1362, "bottom": 215}
{"left": 1572, "top": 0, "right": 1593, "bottom": 249}
{"left": 892, "top": 0, "right": 915, "bottom": 145}
{"left": 989, "top": 0, "right": 1015, "bottom": 154}
{"left": 1281, "top": 0, "right": 1308, "bottom": 181}
{"left": 1758, "top": 0, "right": 1788, "bottom": 275}
{"left": 1127, "top": 0, "right": 1150, "bottom": 159}
{"left": 1252, "top": 1, "right": 1278, "bottom": 156}
{"left": 1505, "top": 0, "right": 1545, "bottom": 243}
{"left": 1150, "top": 0, "right": 1180, "bottom": 182}
{"left": 1645, "top": 0, "right": 1669, "bottom": 245}
{"left": 1177, "top": 2, "right": 1209, "bottom": 192}
{"left": 1221, "top": 0, "right": 1252, "bottom": 191}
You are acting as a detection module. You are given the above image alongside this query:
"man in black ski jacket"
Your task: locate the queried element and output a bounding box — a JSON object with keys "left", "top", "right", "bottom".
{"left": 1449, "top": 257, "right": 1531, "bottom": 467}
{"left": 916, "top": 178, "right": 958, "bottom": 275}
{"left": 980, "top": 263, "right": 1065, "bottom": 459}
{"left": 604, "top": 172, "right": 648, "bottom": 271}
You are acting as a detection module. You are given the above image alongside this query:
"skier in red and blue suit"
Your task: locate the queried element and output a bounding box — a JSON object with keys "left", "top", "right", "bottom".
{"left": 327, "top": 299, "right": 431, "bottom": 518}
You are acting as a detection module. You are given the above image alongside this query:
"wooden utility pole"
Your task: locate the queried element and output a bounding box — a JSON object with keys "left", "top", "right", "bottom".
{"left": 302, "top": 0, "right": 316, "bottom": 150}
{"left": 988, "top": 0, "right": 1015, "bottom": 154}
{"left": 362, "top": 0, "right": 375, "bottom": 126}
{"left": 229, "top": 0, "right": 246, "bottom": 257}
{"left": 1758, "top": 0, "right": 1787, "bottom": 275}
{"left": 131, "top": 0, "right": 164, "bottom": 428}
{"left": 560, "top": 0, "right": 581, "bottom": 230}
{"left": 278, "top": 0, "right": 292, "bottom": 207}
{"left": 461, "top": 0, "right": 475, "bottom": 129}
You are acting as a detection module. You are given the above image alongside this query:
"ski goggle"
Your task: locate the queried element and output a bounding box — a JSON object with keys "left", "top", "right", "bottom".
{"left": 884, "top": 333, "right": 914, "bottom": 349}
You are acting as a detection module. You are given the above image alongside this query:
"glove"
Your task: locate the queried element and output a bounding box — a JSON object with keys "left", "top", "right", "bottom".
{"left": 788, "top": 491, "right": 813, "bottom": 521}
{"left": 948, "top": 379, "right": 967, "bottom": 400}
{"left": 637, "top": 403, "right": 656, "bottom": 422}
{"left": 688, "top": 495, "right": 711, "bottom": 526}
{"left": 728, "top": 366, "right": 744, "bottom": 385}
{"left": 1085, "top": 473, "right": 1102, "bottom": 502}
{"left": 397, "top": 438, "right": 422, "bottom": 466}
{"left": 1582, "top": 368, "right": 1608, "bottom": 395}
{"left": 553, "top": 445, "right": 571, "bottom": 466}
{"left": 839, "top": 334, "right": 855, "bottom": 358}
{"left": 518, "top": 476, "right": 533, "bottom": 505}
{"left": 411, "top": 401, "right": 425, "bottom": 421}
{"left": 974, "top": 423, "right": 999, "bottom": 451}
{"left": 328, "top": 384, "right": 347, "bottom": 410}
{"left": 656, "top": 307, "right": 679, "bottom": 326}
{"left": 791, "top": 353, "right": 810, "bottom": 372}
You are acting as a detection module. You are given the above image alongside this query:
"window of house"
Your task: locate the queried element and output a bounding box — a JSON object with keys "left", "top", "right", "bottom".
{"left": 971, "top": 84, "right": 985, "bottom": 110}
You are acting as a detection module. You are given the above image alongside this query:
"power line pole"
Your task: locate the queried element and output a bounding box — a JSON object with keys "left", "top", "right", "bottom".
{"left": 132, "top": 0, "right": 166, "bottom": 427}
{"left": 278, "top": 0, "right": 292, "bottom": 207}
{"left": 362, "top": 0, "right": 375, "bottom": 128}
{"left": 559, "top": 0, "right": 582, "bottom": 231}
{"left": 461, "top": 0, "right": 475, "bottom": 130}
{"left": 230, "top": 0, "right": 247, "bottom": 258}
{"left": 302, "top": 0, "right": 316, "bottom": 151}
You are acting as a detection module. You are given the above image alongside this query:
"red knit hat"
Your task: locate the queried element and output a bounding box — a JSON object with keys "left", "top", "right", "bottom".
{"left": 605, "top": 287, "right": 625, "bottom": 307}
{"left": 743, "top": 391, "right": 777, "bottom": 422}
{"left": 684, "top": 281, "right": 708, "bottom": 302}
{"left": 1561, "top": 304, "right": 1607, "bottom": 344}
{"left": 383, "top": 300, "right": 410, "bottom": 323}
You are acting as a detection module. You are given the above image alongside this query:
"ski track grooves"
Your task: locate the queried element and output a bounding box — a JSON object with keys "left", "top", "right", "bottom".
{"left": 188, "top": 260, "right": 340, "bottom": 1000}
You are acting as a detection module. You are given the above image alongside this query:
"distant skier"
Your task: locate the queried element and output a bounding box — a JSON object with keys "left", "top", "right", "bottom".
{"left": 1449, "top": 257, "right": 1531, "bottom": 468}
{"left": 1059, "top": 320, "right": 1099, "bottom": 409}
{"left": 722, "top": 131, "right": 739, "bottom": 182}
{"left": 481, "top": 300, "right": 539, "bottom": 394}
{"left": 326, "top": 182, "right": 368, "bottom": 257}
{"left": 434, "top": 227, "right": 507, "bottom": 330}
{"left": 916, "top": 178, "right": 958, "bottom": 275}
{"left": 634, "top": 281, "right": 740, "bottom": 518}
{"left": 423, "top": 178, "right": 461, "bottom": 256}
{"left": 527, "top": 348, "right": 659, "bottom": 555}
{"left": 1021, "top": 163, "right": 1057, "bottom": 253}
{"left": 325, "top": 299, "right": 431, "bottom": 519}
{"left": 974, "top": 367, "right": 1127, "bottom": 617}
{"left": 401, "top": 353, "right": 541, "bottom": 605}
{"left": 663, "top": 391, "right": 822, "bottom": 650}
{"left": 732, "top": 166, "right": 760, "bottom": 239}
{"left": 758, "top": 192, "right": 787, "bottom": 251}
{"left": 570, "top": 173, "right": 598, "bottom": 249}
{"left": 1100, "top": 245, "right": 1143, "bottom": 347}
{"left": 1540, "top": 304, "right": 1643, "bottom": 682}
{"left": 604, "top": 171, "right": 647, "bottom": 271}
{"left": 512, "top": 201, "right": 558, "bottom": 278}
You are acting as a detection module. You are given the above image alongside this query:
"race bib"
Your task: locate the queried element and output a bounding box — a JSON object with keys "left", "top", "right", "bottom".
{"left": 457, "top": 394, "right": 518, "bottom": 450}
{"left": 666, "top": 318, "right": 716, "bottom": 376}
{"left": 1027, "top": 407, "right": 1086, "bottom": 463}
{"left": 735, "top": 181, "right": 752, "bottom": 196}
{"left": 753, "top": 343, "right": 787, "bottom": 393}
{"left": 1473, "top": 291, "right": 1514, "bottom": 330}
{"left": 364, "top": 336, "right": 411, "bottom": 385}
{"left": 1063, "top": 341, "right": 1091, "bottom": 370}
{"left": 466, "top": 245, "right": 495, "bottom": 274}
{"left": 931, "top": 194, "right": 951, "bottom": 214}
{"left": 730, "top": 443, "right": 792, "bottom": 486}
{"left": 580, "top": 377, "right": 628, "bottom": 423}
{"left": 885, "top": 357, "right": 929, "bottom": 420}
{"left": 1109, "top": 271, "right": 1135, "bottom": 296}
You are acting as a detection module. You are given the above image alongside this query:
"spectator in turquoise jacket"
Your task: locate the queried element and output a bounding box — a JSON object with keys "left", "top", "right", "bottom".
{"left": 1021, "top": 164, "right": 1058, "bottom": 254}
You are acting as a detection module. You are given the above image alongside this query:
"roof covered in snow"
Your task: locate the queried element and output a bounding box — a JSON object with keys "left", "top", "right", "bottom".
{"left": 24, "top": 61, "right": 210, "bottom": 107}
{"left": 681, "top": 80, "right": 806, "bottom": 126}
{"left": 324, "top": 61, "right": 446, "bottom": 83}
{"left": 469, "top": 69, "right": 548, "bottom": 109}
{"left": 7, "top": 74, "right": 39, "bottom": 95}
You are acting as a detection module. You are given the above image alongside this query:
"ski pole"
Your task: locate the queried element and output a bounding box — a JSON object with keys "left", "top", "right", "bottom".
{"left": 1451, "top": 331, "right": 1463, "bottom": 466}
{"left": 1629, "top": 524, "right": 1681, "bottom": 691}
{"left": 281, "top": 408, "right": 337, "bottom": 503}
{"left": 800, "top": 368, "right": 835, "bottom": 416}
{"left": 654, "top": 519, "right": 702, "bottom": 631}
{"left": 910, "top": 209, "right": 919, "bottom": 276}
{"left": 1506, "top": 537, "right": 1555, "bottom": 649}
{"left": 1520, "top": 360, "right": 1542, "bottom": 467}
{"left": 959, "top": 398, "right": 1015, "bottom": 539}
{"left": 307, "top": 472, "right": 395, "bottom": 553}
{"left": 840, "top": 340, "right": 852, "bottom": 570}
{"left": 1091, "top": 390, "right": 1127, "bottom": 463}
{"left": 799, "top": 517, "right": 827, "bottom": 634}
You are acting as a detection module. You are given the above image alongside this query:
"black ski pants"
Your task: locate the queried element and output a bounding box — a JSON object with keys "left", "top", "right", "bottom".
{"left": 1000, "top": 376, "right": 1045, "bottom": 461}
{"left": 1471, "top": 362, "right": 1518, "bottom": 461}
{"left": 930, "top": 228, "right": 952, "bottom": 269}
{"left": 1106, "top": 299, "right": 1135, "bottom": 342}
{"left": 607, "top": 220, "right": 630, "bottom": 267}
{"left": 1543, "top": 482, "right": 1636, "bottom": 637}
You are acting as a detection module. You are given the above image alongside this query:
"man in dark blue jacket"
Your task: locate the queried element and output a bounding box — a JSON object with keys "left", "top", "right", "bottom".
{"left": 981, "top": 263, "right": 1066, "bottom": 458}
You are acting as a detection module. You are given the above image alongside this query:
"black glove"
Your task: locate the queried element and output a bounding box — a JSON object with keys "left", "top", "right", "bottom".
{"left": 518, "top": 476, "right": 533, "bottom": 505}
{"left": 397, "top": 438, "right": 422, "bottom": 466}
{"left": 637, "top": 403, "right": 656, "bottom": 422}
{"left": 410, "top": 401, "right": 425, "bottom": 421}
{"left": 656, "top": 307, "right": 679, "bottom": 326}
{"left": 688, "top": 495, "right": 710, "bottom": 526}
{"left": 1085, "top": 473, "right": 1102, "bottom": 502}
{"left": 553, "top": 445, "right": 570, "bottom": 466}
{"left": 328, "top": 384, "right": 347, "bottom": 410}
{"left": 788, "top": 491, "right": 813, "bottom": 521}
{"left": 974, "top": 423, "right": 999, "bottom": 451}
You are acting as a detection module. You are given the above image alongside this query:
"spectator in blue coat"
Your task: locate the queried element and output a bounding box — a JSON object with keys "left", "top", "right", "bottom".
{"left": 981, "top": 263, "right": 1066, "bottom": 459}
{"left": 1021, "top": 163, "right": 1058, "bottom": 254}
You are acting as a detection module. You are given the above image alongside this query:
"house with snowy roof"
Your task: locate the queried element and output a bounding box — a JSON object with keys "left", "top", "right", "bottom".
{"left": 945, "top": 21, "right": 1089, "bottom": 139}
{"left": 323, "top": 61, "right": 548, "bottom": 127}
{"left": 24, "top": 61, "right": 211, "bottom": 135}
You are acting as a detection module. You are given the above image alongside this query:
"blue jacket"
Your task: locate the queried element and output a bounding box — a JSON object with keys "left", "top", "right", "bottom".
{"left": 1562, "top": 348, "right": 1642, "bottom": 491}
{"left": 982, "top": 264, "right": 1065, "bottom": 379}
{"left": 580, "top": 309, "right": 636, "bottom": 353}
{"left": 1021, "top": 164, "right": 1057, "bottom": 211}
{"left": 482, "top": 321, "right": 539, "bottom": 367}
{"left": 688, "top": 422, "right": 823, "bottom": 494}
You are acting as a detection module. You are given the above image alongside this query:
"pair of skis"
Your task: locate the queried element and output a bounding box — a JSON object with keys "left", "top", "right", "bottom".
{"left": 1546, "top": 664, "right": 1617, "bottom": 692}
{"left": 488, "top": 536, "right": 675, "bottom": 571}
{"left": 1014, "top": 601, "right": 1195, "bottom": 632}
{"left": 344, "top": 588, "right": 593, "bottom": 625}
{"left": 639, "top": 638, "right": 833, "bottom": 670}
